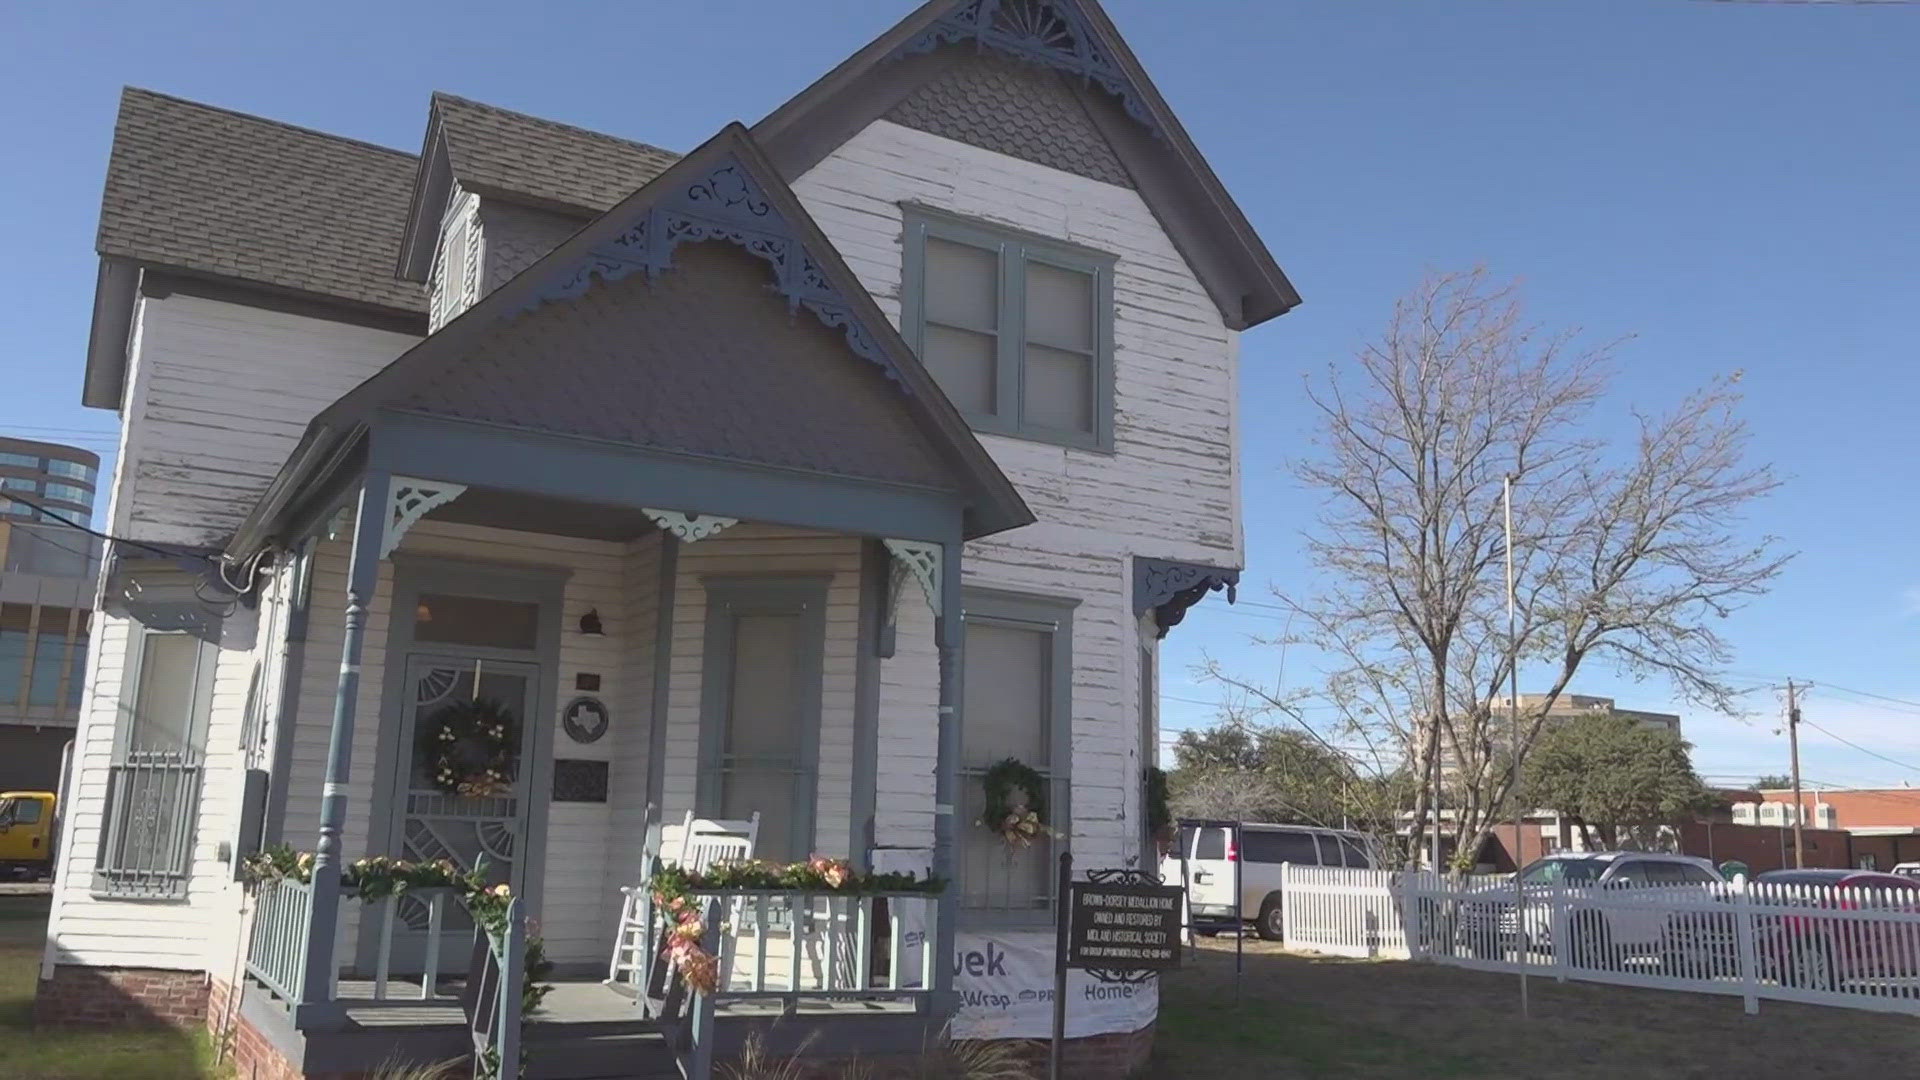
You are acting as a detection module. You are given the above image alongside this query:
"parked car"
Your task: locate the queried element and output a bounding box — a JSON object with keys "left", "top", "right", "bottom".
{"left": 1163, "top": 821, "right": 1375, "bottom": 941}
{"left": 1457, "top": 851, "right": 1724, "bottom": 966}
{"left": 1752, "top": 868, "right": 1920, "bottom": 991}
{"left": 1890, "top": 862, "right": 1920, "bottom": 881}
{"left": 0, "top": 791, "right": 57, "bottom": 880}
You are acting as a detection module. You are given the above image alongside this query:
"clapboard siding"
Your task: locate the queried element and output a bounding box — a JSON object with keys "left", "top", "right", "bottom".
{"left": 46, "top": 582, "right": 276, "bottom": 970}
{"left": 112, "top": 294, "right": 417, "bottom": 549}
{"left": 657, "top": 524, "right": 864, "bottom": 860}
{"left": 797, "top": 120, "right": 1208, "bottom": 875}
{"left": 793, "top": 119, "right": 1240, "bottom": 567}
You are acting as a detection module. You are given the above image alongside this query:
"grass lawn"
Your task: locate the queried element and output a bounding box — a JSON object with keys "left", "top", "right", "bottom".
{"left": 0, "top": 891, "right": 223, "bottom": 1080}
{"left": 1152, "top": 937, "right": 1920, "bottom": 1079}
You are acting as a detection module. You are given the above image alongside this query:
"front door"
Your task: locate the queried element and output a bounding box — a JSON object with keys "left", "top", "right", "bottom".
{"left": 386, "top": 653, "right": 541, "bottom": 972}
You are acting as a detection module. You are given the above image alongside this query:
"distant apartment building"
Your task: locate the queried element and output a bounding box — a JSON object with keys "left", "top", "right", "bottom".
{"left": 1739, "top": 787, "right": 1920, "bottom": 869}
{"left": 0, "top": 437, "right": 104, "bottom": 792}
{"left": 1498, "top": 693, "right": 1683, "bottom": 737}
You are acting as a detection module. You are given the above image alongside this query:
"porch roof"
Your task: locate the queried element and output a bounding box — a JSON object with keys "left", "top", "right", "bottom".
{"left": 223, "top": 123, "right": 1032, "bottom": 562}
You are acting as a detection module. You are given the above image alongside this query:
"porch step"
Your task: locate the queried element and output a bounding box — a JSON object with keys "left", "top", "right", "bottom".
{"left": 524, "top": 1026, "right": 677, "bottom": 1080}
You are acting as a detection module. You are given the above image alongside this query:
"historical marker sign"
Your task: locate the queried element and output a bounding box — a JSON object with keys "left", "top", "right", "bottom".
{"left": 1065, "top": 880, "right": 1183, "bottom": 972}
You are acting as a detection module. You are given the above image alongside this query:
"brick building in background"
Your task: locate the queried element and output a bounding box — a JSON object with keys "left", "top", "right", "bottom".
{"left": 0, "top": 437, "right": 104, "bottom": 793}
{"left": 1745, "top": 787, "right": 1920, "bottom": 869}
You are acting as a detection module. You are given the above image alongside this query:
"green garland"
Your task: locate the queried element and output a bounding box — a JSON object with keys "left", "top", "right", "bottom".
{"left": 417, "top": 697, "right": 520, "bottom": 798}
{"left": 647, "top": 856, "right": 944, "bottom": 995}
{"left": 979, "top": 757, "right": 1053, "bottom": 847}
{"left": 241, "top": 845, "right": 553, "bottom": 1020}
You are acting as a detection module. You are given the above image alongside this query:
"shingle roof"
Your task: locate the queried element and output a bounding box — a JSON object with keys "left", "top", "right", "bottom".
{"left": 98, "top": 88, "right": 425, "bottom": 315}
{"left": 432, "top": 93, "right": 680, "bottom": 214}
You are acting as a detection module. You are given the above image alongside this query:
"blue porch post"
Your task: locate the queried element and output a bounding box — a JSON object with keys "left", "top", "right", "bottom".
{"left": 296, "top": 469, "right": 389, "bottom": 1024}
{"left": 930, "top": 538, "right": 963, "bottom": 1011}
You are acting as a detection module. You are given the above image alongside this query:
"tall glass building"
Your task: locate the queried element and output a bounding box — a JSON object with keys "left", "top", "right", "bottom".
{"left": 0, "top": 437, "right": 104, "bottom": 793}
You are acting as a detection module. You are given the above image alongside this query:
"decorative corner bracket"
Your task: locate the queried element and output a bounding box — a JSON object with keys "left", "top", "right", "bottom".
{"left": 382, "top": 476, "right": 467, "bottom": 559}
{"left": 1133, "top": 557, "right": 1238, "bottom": 639}
{"left": 645, "top": 509, "right": 738, "bottom": 543}
{"left": 883, "top": 539, "right": 943, "bottom": 625}
{"left": 895, "top": 0, "right": 1165, "bottom": 140}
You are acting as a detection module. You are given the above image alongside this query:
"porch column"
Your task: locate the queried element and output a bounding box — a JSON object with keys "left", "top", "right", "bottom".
{"left": 930, "top": 538, "right": 963, "bottom": 1007}
{"left": 297, "top": 469, "right": 389, "bottom": 1021}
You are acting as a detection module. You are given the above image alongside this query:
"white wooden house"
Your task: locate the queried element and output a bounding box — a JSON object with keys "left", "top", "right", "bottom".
{"left": 37, "top": 2, "right": 1295, "bottom": 1076}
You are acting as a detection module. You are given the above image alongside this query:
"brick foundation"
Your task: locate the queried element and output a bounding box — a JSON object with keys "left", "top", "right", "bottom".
{"left": 34, "top": 963, "right": 210, "bottom": 1030}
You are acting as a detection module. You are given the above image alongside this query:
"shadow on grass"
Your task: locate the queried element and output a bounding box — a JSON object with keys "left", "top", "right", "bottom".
{"left": 0, "top": 893, "right": 222, "bottom": 1080}
{"left": 1148, "top": 938, "right": 1920, "bottom": 1080}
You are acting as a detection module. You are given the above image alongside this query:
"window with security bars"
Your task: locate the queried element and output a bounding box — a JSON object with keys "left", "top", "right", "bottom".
{"left": 903, "top": 208, "right": 1115, "bottom": 451}
{"left": 95, "top": 626, "right": 216, "bottom": 899}
{"left": 959, "top": 592, "right": 1073, "bottom": 925}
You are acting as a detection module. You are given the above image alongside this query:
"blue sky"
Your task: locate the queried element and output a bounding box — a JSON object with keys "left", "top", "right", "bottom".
{"left": 3, "top": 1, "right": 1917, "bottom": 788}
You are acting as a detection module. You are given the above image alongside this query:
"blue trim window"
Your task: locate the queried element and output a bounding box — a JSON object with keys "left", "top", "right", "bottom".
{"left": 44, "top": 482, "right": 88, "bottom": 504}
{"left": 958, "top": 589, "right": 1075, "bottom": 926}
{"left": 902, "top": 207, "right": 1115, "bottom": 451}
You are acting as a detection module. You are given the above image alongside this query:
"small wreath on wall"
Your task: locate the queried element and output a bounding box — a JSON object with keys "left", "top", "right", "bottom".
{"left": 979, "top": 757, "right": 1055, "bottom": 849}
{"left": 418, "top": 697, "right": 520, "bottom": 798}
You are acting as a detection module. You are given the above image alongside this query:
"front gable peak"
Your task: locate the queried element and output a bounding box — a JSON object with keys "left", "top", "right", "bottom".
{"left": 898, "top": 0, "right": 1163, "bottom": 138}
{"left": 753, "top": 0, "right": 1301, "bottom": 330}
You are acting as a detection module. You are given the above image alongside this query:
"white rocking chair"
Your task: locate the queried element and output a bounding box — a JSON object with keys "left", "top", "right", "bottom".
{"left": 607, "top": 811, "right": 761, "bottom": 990}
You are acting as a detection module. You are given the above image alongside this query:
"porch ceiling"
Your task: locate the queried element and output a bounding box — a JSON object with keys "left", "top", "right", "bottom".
{"left": 424, "top": 486, "right": 661, "bottom": 543}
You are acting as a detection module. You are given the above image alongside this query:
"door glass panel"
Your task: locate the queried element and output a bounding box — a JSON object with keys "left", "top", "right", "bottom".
{"left": 392, "top": 656, "right": 537, "bottom": 969}
{"left": 412, "top": 594, "right": 540, "bottom": 651}
{"left": 717, "top": 612, "right": 803, "bottom": 863}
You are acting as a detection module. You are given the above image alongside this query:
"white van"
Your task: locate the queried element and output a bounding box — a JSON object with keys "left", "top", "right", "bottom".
{"left": 1162, "top": 821, "right": 1375, "bottom": 940}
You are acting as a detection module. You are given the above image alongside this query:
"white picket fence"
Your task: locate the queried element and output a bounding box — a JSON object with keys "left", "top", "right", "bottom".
{"left": 1277, "top": 864, "right": 1411, "bottom": 959}
{"left": 1276, "top": 865, "right": 1920, "bottom": 1017}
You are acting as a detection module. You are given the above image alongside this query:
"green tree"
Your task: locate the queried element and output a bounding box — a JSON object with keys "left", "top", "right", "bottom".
{"left": 1166, "top": 722, "right": 1415, "bottom": 847}
{"left": 1520, "top": 714, "right": 1716, "bottom": 849}
{"left": 1754, "top": 774, "right": 1792, "bottom": 790}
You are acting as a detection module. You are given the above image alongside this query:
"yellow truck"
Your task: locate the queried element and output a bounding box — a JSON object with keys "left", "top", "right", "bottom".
{"left": 0, "top": 791, "right": 56, "bottom": 879}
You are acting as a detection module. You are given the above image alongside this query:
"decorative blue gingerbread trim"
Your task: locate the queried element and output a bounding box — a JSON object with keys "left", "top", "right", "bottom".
{"left": 1133, "top": 556, "right": 1239, "bottom": 638}
{"left": 508, "top": 158, "right": 908, "bottom": 391}
{"left": 896, "top": 0, "right": 1163, "bottom": 139}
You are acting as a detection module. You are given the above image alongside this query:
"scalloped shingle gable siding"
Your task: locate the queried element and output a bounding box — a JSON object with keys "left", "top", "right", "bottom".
{"left": 885, "top": 51, "right": 1133, "bottom": 189}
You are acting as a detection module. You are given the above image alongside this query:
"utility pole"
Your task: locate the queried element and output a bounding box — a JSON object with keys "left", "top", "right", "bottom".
{"left": 1787, "top": 680, "right": 1804, "bottom": 869}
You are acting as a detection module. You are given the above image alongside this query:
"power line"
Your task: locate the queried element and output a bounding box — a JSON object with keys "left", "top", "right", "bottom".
{"left": 1798, "top": 717, "right": 1920, "bottom": 776}
{"left": 1807, "top": 681, "right": 1920, "bottom": 715}
{"left": 0, "top": 491, "right": 183, "bottom": 561}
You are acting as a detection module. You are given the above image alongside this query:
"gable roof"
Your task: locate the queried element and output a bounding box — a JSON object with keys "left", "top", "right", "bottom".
{"left": 396, "top": 94, "right": 681, "bottom": 281}
{"left": 228, "top": 123, "right": 1031, "bottom": 558}
{"left": 98, "top": 88, "right": 424, "bottom": 317}
{"left": 435, "top": 94, "right": 681, "bottom": 213}
{"left": 751, "top": 0, "right": 1301, "bottom": 330}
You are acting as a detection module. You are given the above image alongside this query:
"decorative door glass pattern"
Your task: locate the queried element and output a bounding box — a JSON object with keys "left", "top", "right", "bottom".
{"left": 390, "top": 654, "right": 538, "bottom": 970}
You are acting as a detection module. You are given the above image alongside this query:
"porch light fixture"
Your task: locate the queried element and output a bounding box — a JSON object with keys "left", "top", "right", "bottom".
{"left": 416, "top": 601, "right": 433, "bottom": 623}
{"left": 579, "top": 608, "right": 604, "bottom": 635}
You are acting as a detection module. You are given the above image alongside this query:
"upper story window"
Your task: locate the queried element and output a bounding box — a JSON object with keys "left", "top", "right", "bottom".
{"left": 43, "top": 482, "right": 88, "bottom": 504}
{"left": 1, "top": 478, "right": 35, "bottom": 492}
{"left": 902, "top": 208, "right": 1115, "bottom": 451}
{"left": 45, "top": 459, "right": 95, "bottom": 482}
{"left": 0, "top": 452, "right": 37, "bottom": 469}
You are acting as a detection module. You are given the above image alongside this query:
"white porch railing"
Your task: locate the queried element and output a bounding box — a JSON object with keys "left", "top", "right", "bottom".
{"left": 245, "top": 882, "right": 459, "bottom": 1007}
{"left": 246, "top": 876, "right": 315, "bottom": 1004}
{"left": 1275, "top": 865, "right": 1920, "bottom": 1017}
{"left": 629, "top": 889, "right": 940, "bottom": 1080}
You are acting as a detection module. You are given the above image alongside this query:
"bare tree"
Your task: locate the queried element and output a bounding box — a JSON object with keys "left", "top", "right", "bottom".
{"left": 1209, "top": 269, "right": 1787, "bottom": 867}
